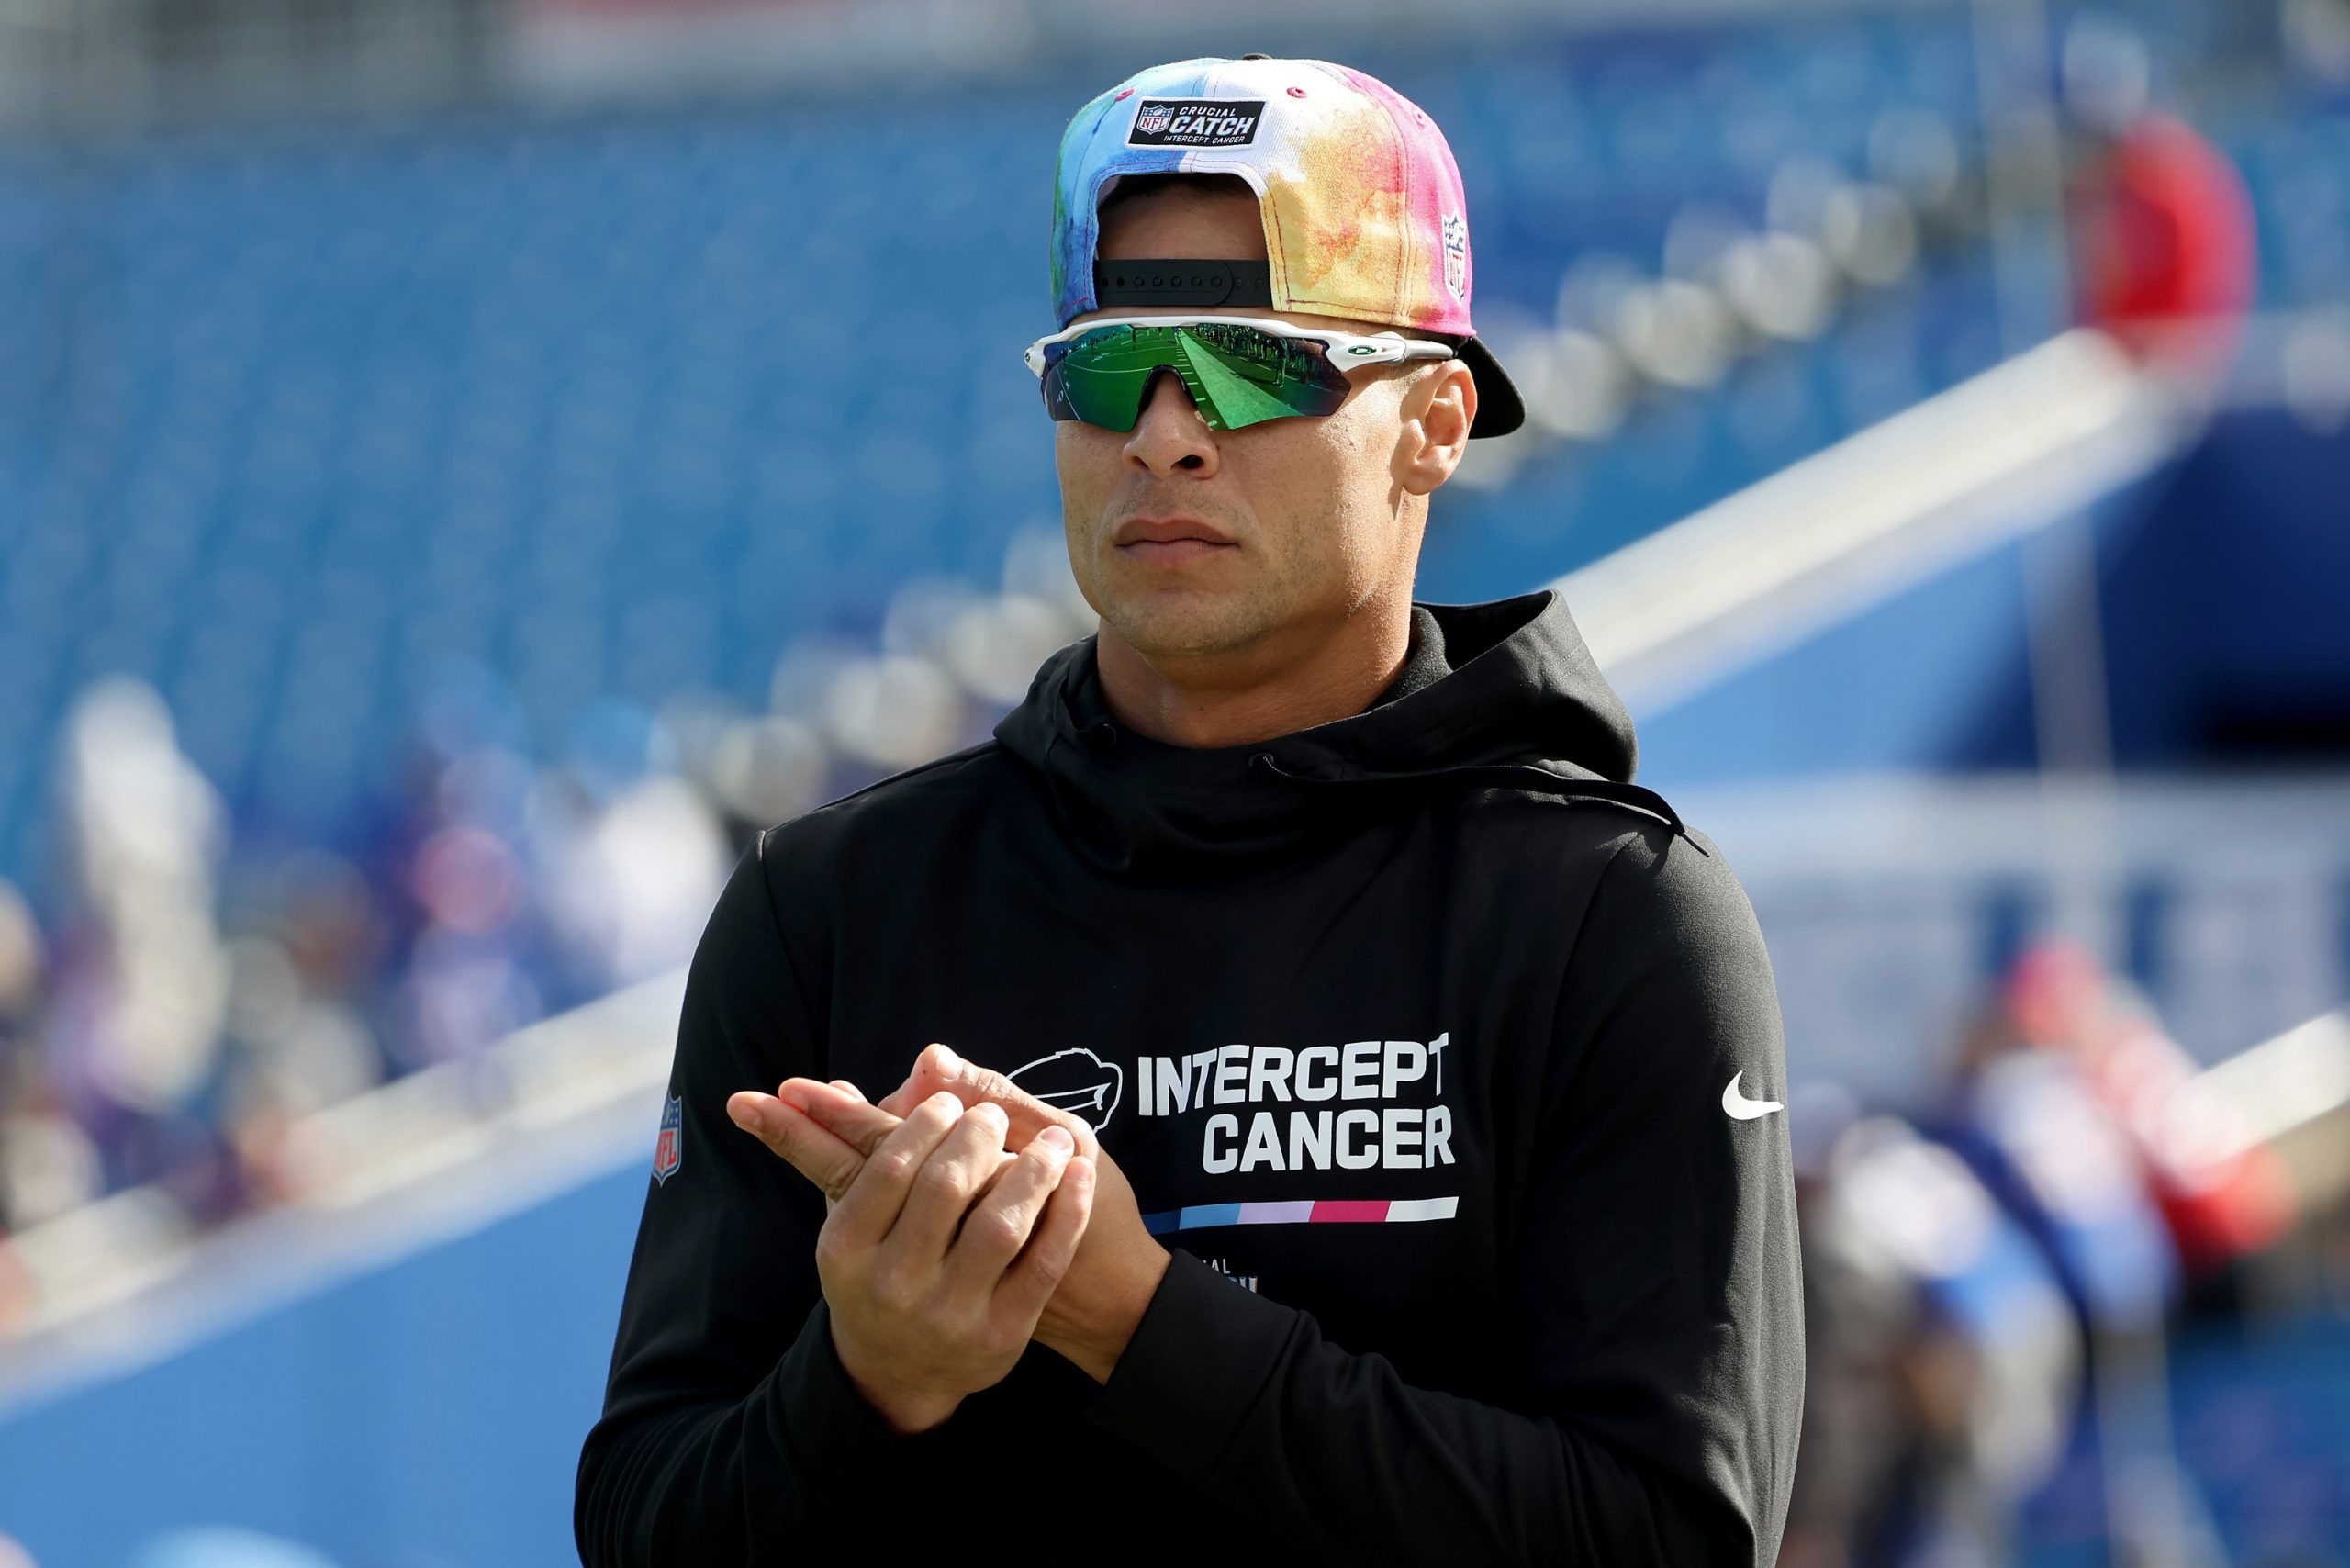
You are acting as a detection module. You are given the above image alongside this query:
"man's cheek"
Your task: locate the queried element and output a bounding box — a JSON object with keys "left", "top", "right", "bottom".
{"left": 1052, "top": 427, "right": 1116, "bottom": 506}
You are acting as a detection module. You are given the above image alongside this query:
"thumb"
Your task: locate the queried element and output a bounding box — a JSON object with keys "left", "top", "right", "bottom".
{"left": 914, "top": 1043, "right": 1101, "bottom": 1161}
{"left": 877, "top": 1057, "right": 942, "bottom": 1119}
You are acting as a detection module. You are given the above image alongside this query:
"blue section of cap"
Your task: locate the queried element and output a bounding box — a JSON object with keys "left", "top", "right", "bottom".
{"left": 1049, "top": 59, "right": 1230, "bottom": 329}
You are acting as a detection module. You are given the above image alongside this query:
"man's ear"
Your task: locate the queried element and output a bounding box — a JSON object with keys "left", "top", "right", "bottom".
{"left": 1400, "top": 359, "right": 1475, "bottom": 496}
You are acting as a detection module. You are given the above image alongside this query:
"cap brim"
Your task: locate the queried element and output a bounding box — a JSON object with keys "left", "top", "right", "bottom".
{"left": 1454, "top": 335, "right": 1526, "bottom": 440}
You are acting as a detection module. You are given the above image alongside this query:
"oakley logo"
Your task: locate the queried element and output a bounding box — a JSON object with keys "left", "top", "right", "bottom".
{"left": 1127, "top": 98, "right": 1264, "bottom": 149}
{"left": 1721, "top": 1071, "right": 1784, "bottom": 1120}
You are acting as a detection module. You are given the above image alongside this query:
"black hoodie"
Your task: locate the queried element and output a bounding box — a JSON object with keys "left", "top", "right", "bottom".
{"left": 576, "top": 588, "right": 1805, "bottom": 1566}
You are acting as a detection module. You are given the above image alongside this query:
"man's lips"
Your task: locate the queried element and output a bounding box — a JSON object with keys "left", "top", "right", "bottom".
{"left": 1114, "top": 516, "right": 1237, "bottom": 563}
{"left": 1119, "top": 538, "right": 1237, "bottom": 564}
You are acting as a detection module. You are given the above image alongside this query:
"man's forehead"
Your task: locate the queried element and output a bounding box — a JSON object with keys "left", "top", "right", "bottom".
{"left": 1098, "top": 186, "right": 1265, "bottom": 252}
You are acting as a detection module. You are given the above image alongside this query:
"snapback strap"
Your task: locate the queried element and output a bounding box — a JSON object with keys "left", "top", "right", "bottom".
{"left": 1092, "top": 258, "right": 1274, "bottom": 309}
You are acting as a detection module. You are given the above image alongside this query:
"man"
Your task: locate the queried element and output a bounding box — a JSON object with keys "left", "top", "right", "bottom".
{"left": 576, "top": 54, "right": 1804, "bottom": 1565}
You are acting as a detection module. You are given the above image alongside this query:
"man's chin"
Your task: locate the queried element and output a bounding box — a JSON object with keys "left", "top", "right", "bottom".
{"left": 1101, "top": 596, "right": 1270, "bottom": 663}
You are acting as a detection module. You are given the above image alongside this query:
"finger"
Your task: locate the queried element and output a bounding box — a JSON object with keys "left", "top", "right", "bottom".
{"left": 878, "top": 1047, "right": 949, "bottom": 1117}
{"left": 727, "top": 1092, "right": 863, "bottom": 1202}
{"left": 778, "top": 1081, "right": 1035, "bottom": 1194}
{"left": 828, "top": 1090, "right": 966, "bottom": 1252}
{"left": 879, "top": 1043, "right": 982, "bottom": 1118}
{"left": 829, "top": 1080, "right": 867, "bottom": 1102}
{"left": 992, "top": 1152, "right": 1096, "bottom": 1327}
{"left": 879, "top": 1056, "right": 948, "bottom": 1119}
{"left": 915, "top": 1043, "right": 1102, "bottom": 1162}
{"left": 972, "top": 1147, "right": 1023, "bottom": 1203}
{"left": 779, "top": 1079, "right": 904, "bottom": 1158}
{"left": 943, "top": 1122, "right": 1072, "bottom": 1297}
{"left": 884, "top": 1100, "right": 1010, "bottom": 1266}
{"left": 935, "top": 1148, "right": 1025, "bottom": 1222}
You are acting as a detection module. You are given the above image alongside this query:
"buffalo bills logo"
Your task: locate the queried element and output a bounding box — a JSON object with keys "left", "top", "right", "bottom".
{"left": 1007, "top": 1047, "right": 1125, "bottom": 1133}
{"left": 652, "top": 1093, "right": 682, "bottom": 1185}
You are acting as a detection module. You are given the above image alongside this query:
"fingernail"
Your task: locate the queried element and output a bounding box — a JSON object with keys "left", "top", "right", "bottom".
{"left": 727, "top": 1100, "right": 753, "bottom": 1129}
{"left": 1037, "top": 1125, "right": 1073, "bottom": 1152}
{"left": 928, "top": 1089, "right": 960, "bottom": 1114}
{"left": 934, "top": 1043, "right": 961, "bottom": 1072}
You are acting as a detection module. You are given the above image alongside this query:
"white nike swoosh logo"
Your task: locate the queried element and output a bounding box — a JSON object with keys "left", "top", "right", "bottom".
{"left": 1721, "top": 1070, "right": 1784, "bottom": 1120}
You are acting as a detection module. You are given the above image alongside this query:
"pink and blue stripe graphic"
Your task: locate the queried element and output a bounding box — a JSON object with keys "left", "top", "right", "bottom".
{"left": 1141, "top": 1194, "right": 1460, "bottom": 1236}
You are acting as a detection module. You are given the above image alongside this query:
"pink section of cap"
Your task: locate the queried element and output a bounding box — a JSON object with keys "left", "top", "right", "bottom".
{"left": 1051, "top": 56, "right": 1476, "bottom": 336}
{"left": 1332, "top": 64, "right": 1473, "bottom": 331}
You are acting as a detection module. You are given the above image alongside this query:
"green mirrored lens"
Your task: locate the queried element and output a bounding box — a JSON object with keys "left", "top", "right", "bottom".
{"left": 1040, "top": 323, "right": 1354, "bottom": 431}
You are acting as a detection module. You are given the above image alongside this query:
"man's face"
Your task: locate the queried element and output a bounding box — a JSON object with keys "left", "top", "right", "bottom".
{"left": 1052, "top": 188, "right": 1465, "bottom": 664}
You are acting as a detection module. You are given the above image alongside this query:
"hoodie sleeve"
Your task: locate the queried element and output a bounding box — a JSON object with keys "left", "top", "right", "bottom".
{"left": 1079, "top": 823, "right": 1807, "bottom": 1566}
{"left": 573, "top": 831, "right": 965, "bottom": 1566}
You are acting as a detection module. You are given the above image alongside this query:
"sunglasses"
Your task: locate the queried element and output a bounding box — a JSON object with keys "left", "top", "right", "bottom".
{"left": 1023, "top": 314, "right": 1458, "bottom": 433}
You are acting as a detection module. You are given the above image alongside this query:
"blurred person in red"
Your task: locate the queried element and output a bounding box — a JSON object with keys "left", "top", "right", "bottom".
{"left": 2060, "top": 16, "right": 2258, "bottom": 384}
{"left": 1997, "top": 936, "right": 2298, "bottom": 1309}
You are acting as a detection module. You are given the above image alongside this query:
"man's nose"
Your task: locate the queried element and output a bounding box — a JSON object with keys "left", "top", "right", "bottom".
{"left": 1124, "top": 368, "right": 1218, "bottom": 474}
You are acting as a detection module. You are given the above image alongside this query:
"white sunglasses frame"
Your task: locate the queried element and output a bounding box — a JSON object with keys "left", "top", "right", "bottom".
{"left": 1022, "top": 313, "right": 1459, "bottom": 379}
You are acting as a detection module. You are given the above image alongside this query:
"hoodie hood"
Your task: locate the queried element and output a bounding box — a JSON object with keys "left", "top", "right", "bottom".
{"left": 993, "top": 588, "right": 1696, "bottom": 877}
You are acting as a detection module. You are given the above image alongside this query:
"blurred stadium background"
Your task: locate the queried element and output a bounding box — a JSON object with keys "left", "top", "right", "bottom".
{"left": 0, "top": 0, "right": 2344, "bottom": 1562}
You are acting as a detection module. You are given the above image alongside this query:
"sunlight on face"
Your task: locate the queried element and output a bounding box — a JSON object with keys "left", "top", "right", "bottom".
{"left": 1053, "top": 186, "right": 1449, "bottom": 664}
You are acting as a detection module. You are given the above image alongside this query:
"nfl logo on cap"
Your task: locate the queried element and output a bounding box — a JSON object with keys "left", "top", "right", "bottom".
{"left": 653, "top": 1093, "right": 682, "bottom": 1185}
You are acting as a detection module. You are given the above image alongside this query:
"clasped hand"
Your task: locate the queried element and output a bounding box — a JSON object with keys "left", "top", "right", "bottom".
{"left": 727, "top": 1043, "right": 1170, "bottom": 1435}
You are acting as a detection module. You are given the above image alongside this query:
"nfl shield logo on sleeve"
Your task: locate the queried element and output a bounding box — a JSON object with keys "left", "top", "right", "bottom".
{"left": 652, "top": 1093, "right": 683, "bottom": 1185}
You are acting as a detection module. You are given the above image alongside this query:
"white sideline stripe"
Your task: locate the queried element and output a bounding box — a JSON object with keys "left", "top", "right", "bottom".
{"left": 1554, "top": 326, "right": 2192, "bottom": 715}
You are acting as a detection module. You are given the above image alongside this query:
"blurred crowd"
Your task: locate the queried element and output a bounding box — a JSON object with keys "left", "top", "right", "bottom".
{"left": 0, "top": 526, "right": 1101, "bottom": 1333}
{"left": 0, "top": 671, "right": 738, "bottom": 1258}
{"left": 1781, "top": 936, "right": 2341, "bottom": 1568}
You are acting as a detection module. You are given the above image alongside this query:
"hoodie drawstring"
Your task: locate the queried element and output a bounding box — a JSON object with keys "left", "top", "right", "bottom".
{"left": 1248, "top": 752, "right": 1707, "bottom": 857}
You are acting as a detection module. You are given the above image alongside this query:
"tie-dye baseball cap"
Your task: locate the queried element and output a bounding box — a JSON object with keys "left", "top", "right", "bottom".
{"left": 1049, "top": 54, "right": 1527, "bottom": 440}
